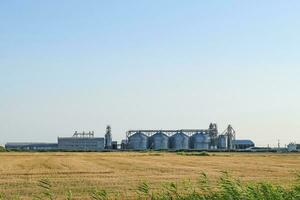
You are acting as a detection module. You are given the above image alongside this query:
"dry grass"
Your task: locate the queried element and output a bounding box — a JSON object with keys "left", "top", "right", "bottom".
{"left": 0, "top": 152, "right": 299, "bottom": 199}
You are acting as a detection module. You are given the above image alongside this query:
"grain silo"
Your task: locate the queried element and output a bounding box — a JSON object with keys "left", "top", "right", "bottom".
{"left": 149, "top": 132, "right": 169, "bottom": 150}
{"left": 169, "top": 132, "right": 189, "bottom": 150}
{"left": 190, "top": 132, "right": 210, "bottom": 149}
{"left": 127, "top": 132, "right": 149, "bottom": 150}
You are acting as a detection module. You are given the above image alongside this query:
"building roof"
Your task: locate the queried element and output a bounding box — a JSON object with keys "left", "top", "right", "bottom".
{"left": 58, "top": 137, "right": 104, "bottom": 140}
{"left": 5, "top": 143, "right": 58, "bottom": 147}
{"left": 233, "top": 140, "right": 255, "bottom": 145}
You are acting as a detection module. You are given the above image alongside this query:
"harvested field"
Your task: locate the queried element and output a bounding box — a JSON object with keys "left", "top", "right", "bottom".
{"left": 0, "top": 152, "right": 299, "bottom": 199}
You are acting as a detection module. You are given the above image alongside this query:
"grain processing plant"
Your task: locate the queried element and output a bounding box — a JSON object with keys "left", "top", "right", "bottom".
{"left": 5, "top": 123, "right": 255, "bottom": 151}
{"left": 125, "top": 123, "right": 249, "bottom": 150}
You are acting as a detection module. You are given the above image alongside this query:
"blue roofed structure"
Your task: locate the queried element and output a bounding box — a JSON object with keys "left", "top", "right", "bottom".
{"left": 233, "top": 140, "right": 255, "bottom": 149}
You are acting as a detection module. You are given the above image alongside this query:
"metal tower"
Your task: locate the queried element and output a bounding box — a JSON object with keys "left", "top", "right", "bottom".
{"left": 208, "top": 123, "right": 218, "bottom": 149}
{"left": 224, "top": 125, "right": 236, "bottom": 150}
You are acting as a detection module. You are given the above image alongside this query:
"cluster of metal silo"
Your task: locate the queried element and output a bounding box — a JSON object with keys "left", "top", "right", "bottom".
{"left": 127, "top": 131, "right": 212, "bottom": 150}
{"left": 126, "top": 124, "right": 236, "bottom": 150}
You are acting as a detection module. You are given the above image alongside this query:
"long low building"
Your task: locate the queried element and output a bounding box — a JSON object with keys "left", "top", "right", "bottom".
{"left": 5, "top": 130, "right": 107, "bottom": 151}
{"left": 5, "top": 143, "right": 58, "bottom": 150}
{"left": 233, "top": 140, "right": 255, "bottom": 149}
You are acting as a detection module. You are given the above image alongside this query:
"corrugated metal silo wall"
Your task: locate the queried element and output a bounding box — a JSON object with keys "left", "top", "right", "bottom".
{"left": 150, "top": 132, "right": 169, "bottom": 150}
{"left": 218, "top": 135, "right": 227, "bottom": 149}
{"left": 190, "top": 133, "right": 210, "bottom": 149}
{"left": 169, "top": 132, "right": 189, "bottom": 150}
{"left": 128, "top": 133, "right": 149, "bottom": 150}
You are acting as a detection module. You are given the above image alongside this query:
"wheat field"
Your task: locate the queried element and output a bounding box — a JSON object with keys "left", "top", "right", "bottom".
{"left": 0, "top": 152, "right": 299, "bottom": 199}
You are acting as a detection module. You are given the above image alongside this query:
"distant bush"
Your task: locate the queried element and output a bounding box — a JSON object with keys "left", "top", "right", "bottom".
{"left": 0, "top": 146, "right": 6, "bottom": 152}
{"left": 177, "top": 151, "right": 210, "bottom": 156}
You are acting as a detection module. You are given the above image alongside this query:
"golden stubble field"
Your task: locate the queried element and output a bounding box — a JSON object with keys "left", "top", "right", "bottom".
{"left": 0, "top": 152, "right": 299, "bottom": 199}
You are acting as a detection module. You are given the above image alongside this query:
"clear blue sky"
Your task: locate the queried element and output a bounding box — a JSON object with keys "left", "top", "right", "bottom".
{"left": 1, "top": 1, "right": 300, "bottom": 147}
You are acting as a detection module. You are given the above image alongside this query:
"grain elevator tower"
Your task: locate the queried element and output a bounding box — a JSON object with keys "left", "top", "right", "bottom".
{"left": 105, "top": 125, "right": 112, "bottom": 149}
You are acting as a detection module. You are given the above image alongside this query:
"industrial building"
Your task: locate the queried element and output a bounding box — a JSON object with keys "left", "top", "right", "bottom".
{"left": 6, "top": 126, "right": 114, "bottom": 151}
{"left": 125, "top": 123, "right": 255, "bottom": 150}
{"left": 5, "top": 143, "right": 58, "bottom": 150}
{"left": 58, "top": 131, "right": 105, "bottom": 151}
{"left": 233, "top": 140, "right": 255, "bottom": 149}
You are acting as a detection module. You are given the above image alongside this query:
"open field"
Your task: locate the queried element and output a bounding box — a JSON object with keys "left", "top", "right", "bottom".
{"left": 0, "top": 152, "right": 299, "bottom": 199}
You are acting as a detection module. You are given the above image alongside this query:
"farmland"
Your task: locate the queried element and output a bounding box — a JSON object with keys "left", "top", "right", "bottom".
{"left": 0, "top": 152, "right": 299, "bottom": 199}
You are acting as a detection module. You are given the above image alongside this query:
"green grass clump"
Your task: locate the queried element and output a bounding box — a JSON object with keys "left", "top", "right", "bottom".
{"left": 136, "top": 172, "right": 300, "bottom": 200}
{"left": 34, "top": 179, "right": 55, "bottom": 200}
{"left": 0, "top": 193, "right": 6, "bottom": 200}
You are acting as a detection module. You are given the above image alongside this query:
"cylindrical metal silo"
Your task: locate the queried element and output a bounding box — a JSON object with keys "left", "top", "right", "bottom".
{"left": 149, "top": 132, "right": 169, "bottom": 150}
{"left": 128, "top": 132, "right": 149, "bottom": 150}
{"left": 169, "top": 132, "right": 189, "bottom": 150}
{"left": 218, "top": 135, "right": 227, "bottom": 149}
{"left": 190, "top": 133, "right": 210, "bottom": 149}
